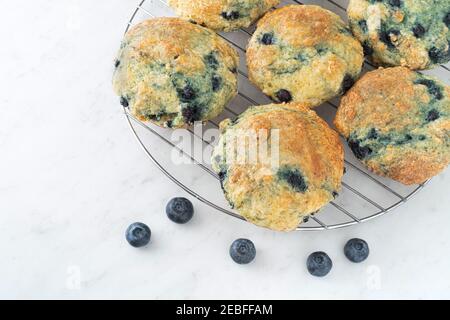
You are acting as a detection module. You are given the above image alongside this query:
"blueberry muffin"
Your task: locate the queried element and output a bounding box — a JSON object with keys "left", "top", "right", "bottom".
{"left": 348, "top": 0, "right": 450, "bottom": 70}
{"left": 246, "top": 5, "right": 364, "bottom": 107}
{"left": 335, "top": 67, "right": 450, "bottom": 185}
{"left": 211, "top": 103, "right": 344, "bottom": 231}
{"left": 113, "top": 18, "right": 239, "bottom": 128}
{"left": 167, "top": 0, "right": 279, "bottom": 32}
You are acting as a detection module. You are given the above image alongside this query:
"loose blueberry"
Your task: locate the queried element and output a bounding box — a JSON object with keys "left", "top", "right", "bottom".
{"left": 212, "top": 75, "right": 222, "bottom": 92}
{"left": 275, "top": 89, "right": 292, "bottom": 103}
{"left": 445, "top": 13, "right": 450, "bottom": 28}
{"left": 348, "top": 139, "right": 372, "bottom": 160}
{"left": 260, "top": 33, "right": 274, "bottom": 45}
{"left": 125, "top": 223, "right": 151, "bottom": 248}
{"left": 166, "top": 197, "right": 194, "bottom": 224}
{"left": 426, "top": 109, "right": 440, "bottom": 122}
{"left": 221, "top": 11, "right": 240, "bottom": 21}
{"left": 415, "top": 79, "right": 443, "bottom": 100}
{"left": 218, "top": 171, "right": 227, "bottom": 191}
{"left": 344, "top": 238, "right": 370, "bottom": 263}
{"left": 278, "top": 167, "right": 308, "bottom": 193}
{"left": 316, "top": 47, "right": 327, "bottom": 55}
{"left": 342, "top": 74, "right": 355, "bottom": 94}
{"left": 307, "top": 252, "right": 333, "bottom": 277}
{"left": 332, "top": 191, "right": 339, "bottom": 199}
{"left": 114, "top": 59, "right": 121, "bottom": 68}
{"left": 120, "top": 96, "right": 129, "bottom": 107}
{"left": 362, "top": 41, "right": 374, "bottom": 56}
{"left": 358, "top": 20, "right": 368, "bottom": 33}
{"left": 412, "top": 24, "right": 426, "bottom": 38}
{"left": 230, "top": 239, "right": 256, "bottom": 265}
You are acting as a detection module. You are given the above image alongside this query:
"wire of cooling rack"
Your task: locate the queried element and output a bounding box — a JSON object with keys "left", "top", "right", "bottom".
{"left": 121, "top": 0, "right": 437, "bottom": 230}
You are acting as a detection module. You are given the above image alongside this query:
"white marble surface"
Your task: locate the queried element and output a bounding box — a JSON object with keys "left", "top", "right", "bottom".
{"left": 1, "top": 0, "right": 450, "bottom": 300}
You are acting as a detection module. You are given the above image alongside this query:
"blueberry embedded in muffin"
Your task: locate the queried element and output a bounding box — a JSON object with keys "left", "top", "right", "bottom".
{"left": 275, "top": 89, "right": 292, "bottom": 103}
{"left": 260, "top": 32, "right": 275, "bottom": 45}
{"left": 335, "top": 67, "right": 450, "bottom": 185}
{"left": 168, "top": 0, "right": 279, "bottom": 32}
{"left": 211, "top": 103, "right": 345, "bottom": 231}
{"left": 112, "top": 18, "right": 239, "bottom": 128}
{"left": 277, "top": 166, "right": 308, "bottom": 193}
{"left": 348, "top": 0, "right": 450, "bottom": 69}
{"left": 166, "top": 197, "right": 195, "bottom": 224}
{"left": 229, "top": 239, "right": 256, "bottom": 264}
{"left": 246, "top": 5, "right": 364, "bottom": 108}
{"left": 125, "top": 223, "right": 151, "bottom": 248}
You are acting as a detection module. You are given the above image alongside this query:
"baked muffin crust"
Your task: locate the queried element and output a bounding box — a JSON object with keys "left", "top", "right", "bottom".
{"left": 335, "top": 67, "right": 450, "bottom": 185}
{"left": 113, "top": 18, "right": 239, "bottom": 128}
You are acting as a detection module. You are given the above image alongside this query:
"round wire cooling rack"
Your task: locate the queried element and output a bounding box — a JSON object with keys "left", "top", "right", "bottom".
{"left": 120, "top": 0, "right": 450, "bottom": 231}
